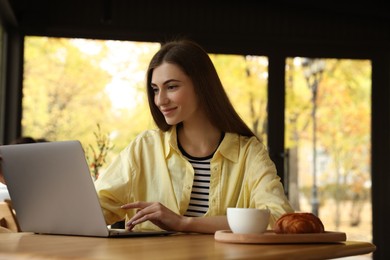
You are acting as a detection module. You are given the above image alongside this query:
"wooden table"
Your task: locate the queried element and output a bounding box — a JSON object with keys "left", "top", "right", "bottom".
{"left": 0, "top": 232, "right": 376, "bottom": 259}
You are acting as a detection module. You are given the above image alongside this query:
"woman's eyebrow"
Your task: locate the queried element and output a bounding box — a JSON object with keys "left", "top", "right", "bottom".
{"left": 151, "top": 79, "right": 181, "bottom": 86}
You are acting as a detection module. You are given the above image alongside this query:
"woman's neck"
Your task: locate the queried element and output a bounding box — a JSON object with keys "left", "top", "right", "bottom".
{"left": 177, "top": 122, "right": 222, "bottom": 158}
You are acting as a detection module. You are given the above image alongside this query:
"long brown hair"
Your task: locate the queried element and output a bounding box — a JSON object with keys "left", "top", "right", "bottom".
{"left": 146, "top": 39, "right": 257, "bottom": 138}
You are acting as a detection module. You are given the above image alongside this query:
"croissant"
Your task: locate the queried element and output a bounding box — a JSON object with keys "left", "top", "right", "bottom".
{"left": 274, "top": 212, "right": 325, "bottom": 234}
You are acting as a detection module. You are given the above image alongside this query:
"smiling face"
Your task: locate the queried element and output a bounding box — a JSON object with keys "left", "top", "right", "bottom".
{"left": 151, "top": 62, "right": 200, "bottom": 126}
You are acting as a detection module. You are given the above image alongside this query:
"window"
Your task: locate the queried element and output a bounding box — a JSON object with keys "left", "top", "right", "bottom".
{"left": 285, "top": 57, "right": 372, "bottom": 251}
{"left": 22, "top": 38, "right": 373, "bottom": 253}
{"left": 22, "top": 37, "right": 269, "bottom": 175}
{"left": 211, "top": 54, "right": 268, "bottom": 144}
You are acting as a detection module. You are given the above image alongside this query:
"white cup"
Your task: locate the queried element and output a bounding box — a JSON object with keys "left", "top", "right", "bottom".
{"left": 227, "top": 207, "right": 270, "bottom": 234}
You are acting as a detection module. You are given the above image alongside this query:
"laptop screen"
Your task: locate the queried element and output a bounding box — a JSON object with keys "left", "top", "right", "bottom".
{"left": 0, "top": 140, "right": 111, "bottom": 237}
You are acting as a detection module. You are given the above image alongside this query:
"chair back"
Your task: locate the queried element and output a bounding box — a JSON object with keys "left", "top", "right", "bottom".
{"left": 0, "top": 201, "right": 20, "bottom": 232}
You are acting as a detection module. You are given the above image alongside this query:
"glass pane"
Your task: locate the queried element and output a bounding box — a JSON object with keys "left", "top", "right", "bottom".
{"left": 22, "top": 37, "right": 268, "bottom": 177}
{"left": 22, "top": 37, "right": 161, "bottom": 148}
{"left": 285, "top": 57, "right": 372, "bottom": 252}
{"left": 211, "top": 54, "right": 268, "bottom": 144}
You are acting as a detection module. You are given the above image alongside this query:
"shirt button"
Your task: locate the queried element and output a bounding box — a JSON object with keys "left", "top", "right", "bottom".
{"left": 186, "top": 185, "right": 191, "bottom": 190}
{"left": 213, "top": 166, "right": 218, "bottom": 171}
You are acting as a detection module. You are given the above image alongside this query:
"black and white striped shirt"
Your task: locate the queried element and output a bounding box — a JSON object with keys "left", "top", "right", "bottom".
{"left": 178, "top": 132, "right": 225, "bottom": 217}
{"left": 184, "top": 156, "right": 211, "bottom": 217}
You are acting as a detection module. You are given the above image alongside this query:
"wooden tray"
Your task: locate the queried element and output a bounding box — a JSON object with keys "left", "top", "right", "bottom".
{"left": 214, "top": 230, "right": 347, "bottom": 244}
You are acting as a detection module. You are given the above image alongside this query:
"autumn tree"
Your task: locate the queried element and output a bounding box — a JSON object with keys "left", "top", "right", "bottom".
{"left": 285, "top": 57, "right": 371, "bottom": 229}
{"left": 210, "top": 54, "right": 268, "bottom": 142}
{"left": 23, "top": 37, "right": 112, "bottom": 145}
{"left": 316, "top": 59, "right": 371, "bottom": 228}
{"left": 23, "top": 38, "right": 161, "bottom": 172}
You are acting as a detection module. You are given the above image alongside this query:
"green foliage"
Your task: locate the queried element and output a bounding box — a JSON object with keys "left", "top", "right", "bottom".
{"left": 23, "top": 37, "right": 112, "bottom": 146}
{"left": 22, "top": 37, "right": 159, "bottom": 165}
{"left": 288, "top": 57, "right": 371, "bottom": 216}
{"left": 210, "top": 54, "right": 268, "bottom": 142}
{"left": 85, "top": 124, "right": 114, "bottom": 180}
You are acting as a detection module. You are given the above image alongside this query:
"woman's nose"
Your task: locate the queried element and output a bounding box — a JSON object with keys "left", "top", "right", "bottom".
{"left": 155, "top": 91, "right": 169, "bottom": 106}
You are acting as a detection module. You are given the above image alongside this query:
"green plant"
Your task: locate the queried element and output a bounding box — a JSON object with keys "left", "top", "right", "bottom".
{"left": 86, "top": 124, "right": 114, "bottom": 180}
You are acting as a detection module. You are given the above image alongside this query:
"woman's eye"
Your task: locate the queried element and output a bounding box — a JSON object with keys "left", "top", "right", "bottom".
{"left": 152, "top": 87, "right": 159, "bottom": 94}
{"left": 167, "top": 85, "right": 177, "bottom": 90}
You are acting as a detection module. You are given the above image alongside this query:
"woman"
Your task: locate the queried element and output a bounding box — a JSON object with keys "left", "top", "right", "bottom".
{"left": 94, "top": 39, "right": 294, "bottom": 233}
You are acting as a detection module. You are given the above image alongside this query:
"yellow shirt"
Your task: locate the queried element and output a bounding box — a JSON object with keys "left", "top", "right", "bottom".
{"left": 94, "top": 126, "right": 294, "bottom": 231}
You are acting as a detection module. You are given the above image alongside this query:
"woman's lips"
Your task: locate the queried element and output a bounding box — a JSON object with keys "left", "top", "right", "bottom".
{"left": 161, "top": 107, "right": 177, "bottom": 116}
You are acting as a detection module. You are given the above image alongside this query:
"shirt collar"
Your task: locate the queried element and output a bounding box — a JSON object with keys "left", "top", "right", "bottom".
{"left": 164, "top": 127, "right": 240, "bottom": 163}
{"left": 216, "top": 132, "right": 239, "bottom": 163}
{"left": 164, "top": 126, "right": 179, "bottom": 159}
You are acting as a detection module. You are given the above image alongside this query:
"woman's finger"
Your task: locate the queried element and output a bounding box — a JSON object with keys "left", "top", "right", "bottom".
{"left": 121, "top": 201, "right": 150, "bottom": 209}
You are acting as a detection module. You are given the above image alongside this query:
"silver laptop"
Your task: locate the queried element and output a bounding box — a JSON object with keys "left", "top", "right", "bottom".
{"left": 0, "top": 140, "right": 173, "bottom": 237}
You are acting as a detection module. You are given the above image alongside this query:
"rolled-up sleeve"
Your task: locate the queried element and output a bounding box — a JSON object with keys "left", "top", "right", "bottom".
{"left": 247, "top": 142, "right": 294, "bottom": 227}
{"left": 94, "top": 148, "right": 133, "bottom": 224}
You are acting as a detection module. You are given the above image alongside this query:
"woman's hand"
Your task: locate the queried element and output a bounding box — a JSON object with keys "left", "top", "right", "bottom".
{"left": 121, "top": 201, "right": 230, "bottom": 233}
{"left": 121, "top": 201, "right": 186, "bottom": 231}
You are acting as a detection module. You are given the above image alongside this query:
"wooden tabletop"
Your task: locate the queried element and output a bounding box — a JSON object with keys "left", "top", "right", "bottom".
{"left": 0, "top": 232, "right": 376, "bottom": 259}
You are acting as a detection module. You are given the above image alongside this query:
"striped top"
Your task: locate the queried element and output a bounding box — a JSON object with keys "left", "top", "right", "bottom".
{"left": 178, "top": 144, "right": 212, "bottom": 217}
{"left": 183, "top": 156, "right": 212, "bottom": 217}
{"left": 178, "top": 132, "right": 225, "bottom": 217}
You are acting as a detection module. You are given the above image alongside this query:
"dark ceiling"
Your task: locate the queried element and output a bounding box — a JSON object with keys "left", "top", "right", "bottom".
{"left": 3, "top": 0, "right": 390, "bottom": 57}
